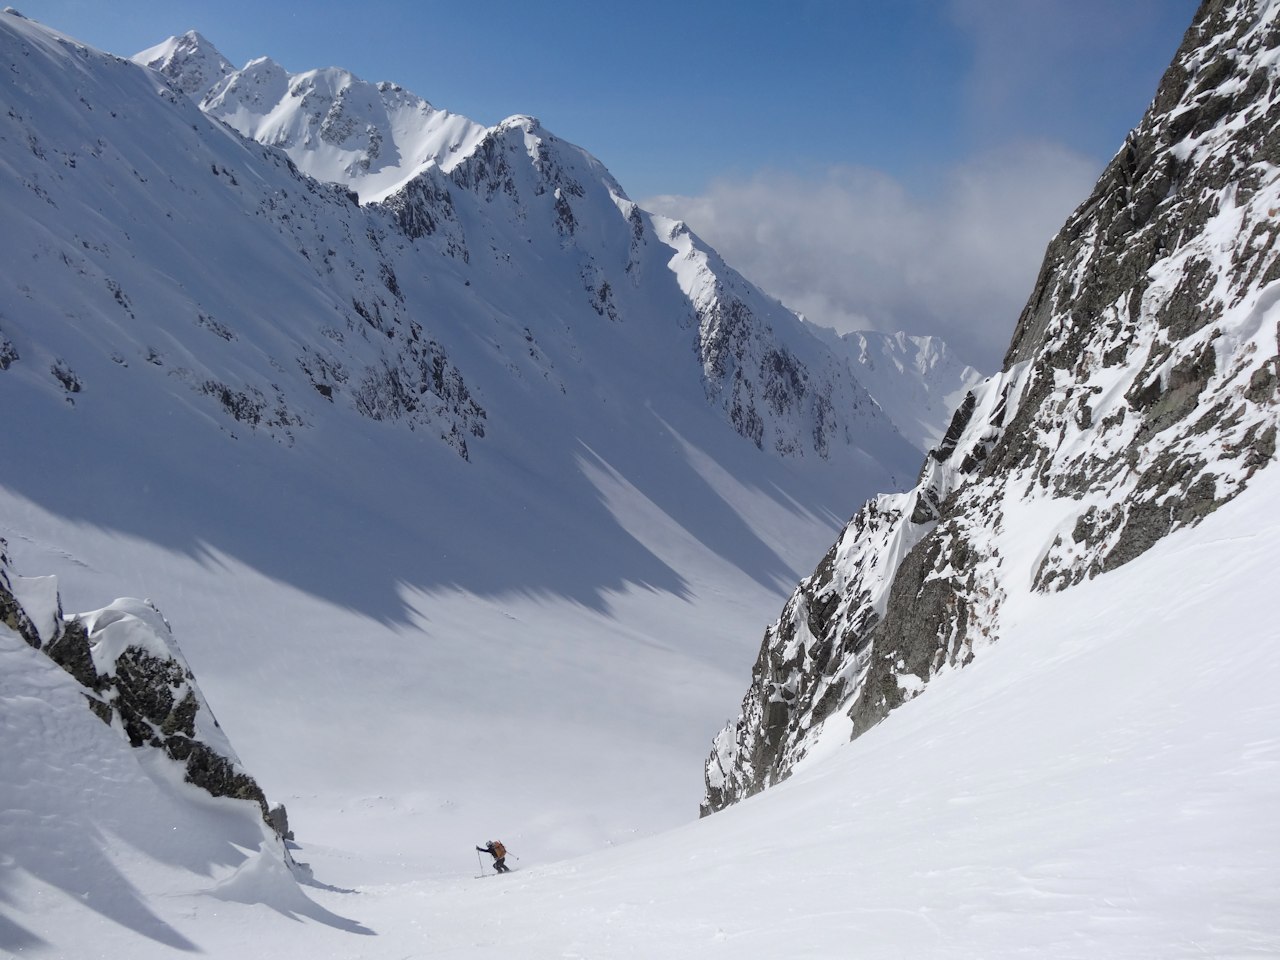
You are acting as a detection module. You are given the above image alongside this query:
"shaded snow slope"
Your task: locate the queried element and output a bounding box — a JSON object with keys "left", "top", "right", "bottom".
{"left": 0, "top": 547, "right": 305, "bottom": 956}
{"left": 132, "top": 26, "right": 959, "bottom": 456}
{"left": 811, "top": 327, "right": 985, "bottom": 451}
{"left": 6, "top": 428, "right": 1277, "bottom": 959}
{"left": 0, "top": 6, "right": 915, "bottom": 922}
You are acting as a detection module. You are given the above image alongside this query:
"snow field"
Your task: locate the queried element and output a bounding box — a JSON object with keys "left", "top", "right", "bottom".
{"left": 4, "top": 432, "right": 1277, "bottom": 958}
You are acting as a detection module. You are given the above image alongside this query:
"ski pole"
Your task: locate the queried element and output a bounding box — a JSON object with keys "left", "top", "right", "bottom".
{"left": 476, "top": 849, "right": 485, "bottom": 877}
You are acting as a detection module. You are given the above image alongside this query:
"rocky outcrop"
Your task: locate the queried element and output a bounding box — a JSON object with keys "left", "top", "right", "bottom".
{"left": 0, "top": 540, "right": 276, "bottom": 826}
{"left": 704, "top": 0, "right": 1280, "bottom": 814}
{"left": 133, "top": 30, "right": 233, "bottom": 100}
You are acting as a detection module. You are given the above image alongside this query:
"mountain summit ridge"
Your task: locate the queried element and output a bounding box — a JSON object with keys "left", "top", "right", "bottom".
{"left": 131, "top": 27, "right": 973, "bottom": 452}
{"left": 135, "top": 31, "right": 491, "bottom": 204}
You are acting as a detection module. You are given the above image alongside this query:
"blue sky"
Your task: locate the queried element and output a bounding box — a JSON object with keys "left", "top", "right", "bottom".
{"left": 17, "top": 0, "right": 1203, "bottom": 367}
{"left": 15, "top": 0, "right": 1198, "bottom": 198}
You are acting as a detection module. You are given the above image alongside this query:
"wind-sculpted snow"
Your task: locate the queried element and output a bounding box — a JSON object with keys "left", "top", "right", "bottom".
{"left": 704, "top": 0, "right": 1280, "bottom": 813}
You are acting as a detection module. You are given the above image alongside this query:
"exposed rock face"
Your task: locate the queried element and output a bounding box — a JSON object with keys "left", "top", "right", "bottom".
{"left": 133, "top": 30, "right": 233, "bottom": 100}
{"left": 704, "top": 0, "right": 1280, "bottom": 815}
{"left": 0, "top": 540, "right": 273, "bottom": 824}
{"left": 651, "top": 214, "right": 917, "bottom": 465}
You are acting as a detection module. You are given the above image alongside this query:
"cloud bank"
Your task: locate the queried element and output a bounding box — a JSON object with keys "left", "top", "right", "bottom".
{"left": 645, "top": 141, "right": 1100, "bottom": 371}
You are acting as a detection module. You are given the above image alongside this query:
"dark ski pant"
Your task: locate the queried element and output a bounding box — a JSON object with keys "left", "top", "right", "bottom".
{"left": 493, "top": 857, "right": 510, "bottom": 873}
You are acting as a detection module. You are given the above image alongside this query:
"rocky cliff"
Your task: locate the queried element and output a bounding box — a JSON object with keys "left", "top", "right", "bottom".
{"left": 704, "top": 0, "right": 1280, "bottom": 814}
{"left": 0, "top": 540, "right": 278, "bottom": 830}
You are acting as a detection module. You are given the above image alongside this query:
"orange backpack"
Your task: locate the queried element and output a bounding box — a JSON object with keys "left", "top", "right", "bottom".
{"left": 491, "top": 840, "right": 507, "bottom": 859}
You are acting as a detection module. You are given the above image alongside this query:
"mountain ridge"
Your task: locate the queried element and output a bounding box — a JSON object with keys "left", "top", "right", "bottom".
{"left": 132, "top": 26, "right": 975, "bottom": 452}
{"left": 0, "top": 9, "right": 928, "bottom": 624}
{"left": 703, "top": 0, "right": 1280, "bottom": 813}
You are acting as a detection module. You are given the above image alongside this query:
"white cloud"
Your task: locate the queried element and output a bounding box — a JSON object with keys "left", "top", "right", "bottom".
{"left": 644, "top": 141, "right": 1100, "bottom": 371}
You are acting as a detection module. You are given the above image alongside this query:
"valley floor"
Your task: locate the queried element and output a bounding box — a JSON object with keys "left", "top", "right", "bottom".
{"left": 4, "top": 465, "right": 1279, "bottom": 958}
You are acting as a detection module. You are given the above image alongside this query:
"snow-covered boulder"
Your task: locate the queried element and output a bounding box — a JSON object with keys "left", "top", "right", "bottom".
{"left": 0, "top": 540, "right": 273, "bottom": 824}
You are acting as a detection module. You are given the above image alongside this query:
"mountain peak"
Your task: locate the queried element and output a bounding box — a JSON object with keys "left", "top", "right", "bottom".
{"left": 152, "top": 38, "right": 489, "bottom": 201}
{"left": 133, "top": 30, "right": 233, "bottom": 100}
{"left": 498, "top": 114, "right": 541, "bottom": 133}
{"left": 4, "top": 6, "right": 919, "bottom": 601}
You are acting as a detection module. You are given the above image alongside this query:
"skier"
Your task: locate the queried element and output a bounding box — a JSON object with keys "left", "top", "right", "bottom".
{"left": 476, "top": 839, "right": 511, "bottom": 873}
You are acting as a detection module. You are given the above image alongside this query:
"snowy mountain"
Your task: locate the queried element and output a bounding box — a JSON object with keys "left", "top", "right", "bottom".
{"left": 704, "top": 0, "right": 1280, "bottom": 813}
{"left": 135, "top": 32, "right": 490, "bottom": 204}
{"left": 3, "top": 3, "right": 1279, "bottom": 957}
{"left": 0, "top": 4, "right": 919, "bottom": 934}
{"left": 4, "top": 12, "right": 919, "bottom": 480}
{"left": 2, "top": 8, "right": 922, "bottom": 596}
{"left": 810, "top": 327, "right": 984, "bottom": 451}
{"left": 133, "top": 29, "right": 962, "bottom": 455}
{"left": 133, "top": 30, "right": 233, "bottom": 101}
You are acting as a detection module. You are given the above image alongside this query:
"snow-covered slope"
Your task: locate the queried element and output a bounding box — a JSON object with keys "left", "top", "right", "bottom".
{"left": 812, "top": 327, "right": 984, "bottom": 451}
{"left": 132, "top": 28, "right": 943, "bottom": 459}
{"left": 704, "top": 0, "right": 1280, "bottom": 812}
{"left": 1, "top": 9, "right": 919, "bottom": 603}
{"left": 0, "top": 538, "right": 314, "bottom": 954}
{"left": 0, "top": 2, "right": 914, "bottom": 912}
{"left": 134, "top": 31, "right": 489, "bottom": 204}
{"left": 6, "top": 410, "right": 1277, "bottom": 959}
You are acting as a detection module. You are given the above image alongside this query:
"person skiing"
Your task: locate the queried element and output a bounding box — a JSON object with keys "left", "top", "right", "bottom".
{"left": 476, "top": 839, "right": 511, "bottom": 873}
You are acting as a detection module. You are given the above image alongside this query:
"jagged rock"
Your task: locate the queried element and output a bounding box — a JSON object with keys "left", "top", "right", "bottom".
{"left": 0, "top": 331, "right": 17, "bottom": 369}
{"left": 0, "top": 553, "right": 43, "bottom": 649}
{"left": 0, "top": 540, "right": 275, "bottom": 825}
{"left": 268, "top": 803, "right": 294, "bottom": 841}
